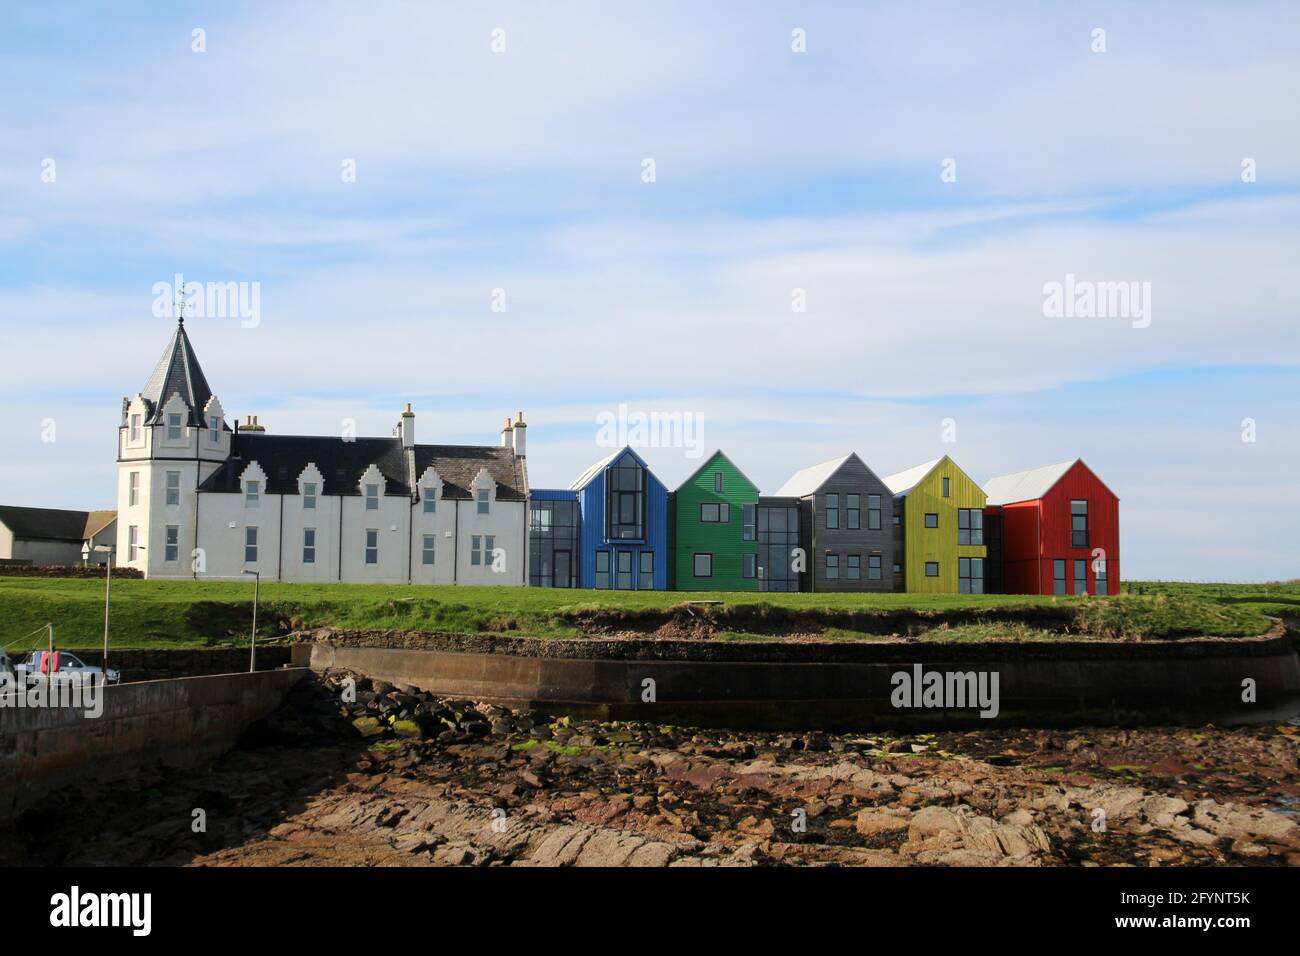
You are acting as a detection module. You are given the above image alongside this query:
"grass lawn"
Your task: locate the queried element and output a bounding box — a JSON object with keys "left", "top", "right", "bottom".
{"left": 0, "top": 577, "right": 1288, "bottom": 651}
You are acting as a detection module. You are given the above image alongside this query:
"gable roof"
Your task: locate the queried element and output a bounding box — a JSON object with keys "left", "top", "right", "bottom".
{"left": 83, "top": 510, "right": 117, "bottom": 539}
{"left": 138, "top": 320, "right": 216, "bottom": 425}
{"left": 881, "top": 457, "right": 944, "bottom": 497}
{"left": 569, "top": 446, "right": 655, "bottom": 492}
{"left": 674, "top": 449, "right": 760, "bottom": 495}
{"left": 0, "top": 506, "right": 97, "bottom": 543}
{"left": 197, "top": 433, "right": 526, "bottom": 500}
{"left": 982, "top": 458, "right": 1079, "bottom": 506}
{"left": 771, "top": 454, "right": 853, "bottom": 498}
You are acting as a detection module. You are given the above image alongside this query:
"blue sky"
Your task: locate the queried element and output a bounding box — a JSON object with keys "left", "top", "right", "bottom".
{"left": 1, "top": 1, "right": 1297, "bottom": 580}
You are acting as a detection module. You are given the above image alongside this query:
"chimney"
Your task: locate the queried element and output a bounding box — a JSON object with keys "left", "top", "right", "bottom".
{"left": 399, "top": 403, "right": 415, "bottom": 449}
{"left": 512, "top": 410, "right": 527, "bottom": 457}
{"left": 500, "top": 416, "right": 513, "bottom": 448}
{"left": 242, "top": 415, "right": 265, "bottom": 433}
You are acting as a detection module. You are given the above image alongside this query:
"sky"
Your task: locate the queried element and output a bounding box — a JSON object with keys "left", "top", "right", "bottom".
{"left": 1, "top": 1, "right": 1297, "bottom": 581}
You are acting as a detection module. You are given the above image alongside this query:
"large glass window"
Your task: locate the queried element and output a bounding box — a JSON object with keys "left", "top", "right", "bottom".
{"left": 639, "top": 551, "right": 654, "bottom": 590}
{"left": 595, "top": 550, "right": 611, "bottom": 589}
{"left": 1053, "top": 559, "right": 1066, "bottom": 595}
{"left": 959, "top": 557, "right": 984, "bottom": 593}
{"left": 1071, "top": 500, "right": 1089, "bottom": 547}
{"left": 616, "top": 550, "right": 634, "bottom": 589}
{"left": 958, "top": 509, "right": 984, "bottom": 545}
{"left": 529, "top": 499, "right": 580, "bottom": 588}
{"left": 700, "top": 502, "right": 730, "bottom": 523}
{"left": 606, "top": 453, "right": 646, "bottom": 540}
{"left": 867, "top": 494, "right": 881, "bottom": 530}
{"left": 756, "top": 503, "right": 801, "bottom": 592}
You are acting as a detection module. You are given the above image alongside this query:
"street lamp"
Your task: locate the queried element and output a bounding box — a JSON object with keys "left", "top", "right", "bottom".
{"left": 82, "top": 543, "right": 115, "bottom": 684}
{"left": 242, "top": 569, "right": 260, "bottom": 672}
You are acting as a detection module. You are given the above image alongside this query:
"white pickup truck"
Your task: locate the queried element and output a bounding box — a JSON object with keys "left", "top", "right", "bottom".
{"left": 12, "top": 650, "right": 120, "bottom": 686}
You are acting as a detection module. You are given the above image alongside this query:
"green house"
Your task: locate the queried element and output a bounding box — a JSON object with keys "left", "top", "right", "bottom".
{"left": 672, "top": 450, "right": 760, "bottom": 592}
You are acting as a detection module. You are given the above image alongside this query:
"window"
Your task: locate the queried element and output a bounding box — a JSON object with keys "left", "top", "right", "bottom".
{"left": 245, "top": 527, "right": 258, "bottom": 563}
{"left": 742, "top": 504, "right": 756, "bottom": 541}
{"left": 700, "top": 502, "right": 730, "bottom": 523}
{"left": 606, "top": 453, "right": 646, "bottom": 539}
{"left": 826, "top": 554, "right": 840, "bottom": 579}
{"left": 209, "top": 419, "right": 220, "bottom": 443}
{"left": 364, "top": 529, "right": 378, "bottom": 565}
{"left": 128, "top": 472, "right": 139, "bottom": 507}
{"left": 165, "top": 471, "right": 180, "bottom": 506}
{"left": 868, "top": 554, "right": 882, "bottom": 580}
{"left": 164, "top": 526, "right": 178, "bottom": 562}
{"left": 129, "top": 414, "right": 141, "bottom": 442}
{"left": 1071, "top": 500, "right": 1089, "bottom": 548}
{"left": 245, "top": 481, "right": 260, "bottom": 507}
{"left": 714, "top": 473, "right": 723, "bottom": 493}
{"left": 755, "top": 503, "right": 801, "bottom": 593}
{"left": 867, "top": 494, "right": 881, "bottom": 530}
{"left": 485, "top": 535, "right": 496, "bottom": 569}
{"left": 743, "top": 553, "right": 756, "bottom": 579}
{"left": 528, "top": 499, "right": 580, "bottom": 588}
{"left": 893, "top": 514, "right": 901, "bottom": 525}
{"left": 924, "top": 512, "right": 938, "bottom": 529}
{"left": 303, "top": 482, "right": 316, "bottom": 509}
{"left": 1053, "top": 559, "right": 1066, "bottom": 595}
{"left": 616, "top": 550, "right": 633, "bottom": 589}
{"left": 693, "top": 553, "right": 713, "bottom": 578}
{"left": 846, "top": 554, "right": 860, "bottom": 579}
{"left": 423, "top": 488, "right": 436, "bottom": 513}
{"left": 958, "top": 509, "right": 984, "bottom": 545}
{"left": 893, "top": 562, "right": 902, "bottom": 574}
{"left": 925, "top": 561, "right": 939, "bottom": 577}
{"left": 639, "top": 552, "right": 654, "bottom": 590}
{"left": 422, "top": 534, "right": 435, "bottom": 566}
{"left": 595, "top": 550, "right": 611, "bottom": 589}
{"left": 846, "top": 494, "right": 860, "bottom": 530}
{"left": 167, "top": 413, "right": 182, "bottom": 440}
{"left": 471, "top": 535, "right": 482, "bottom": 566}
{"left": 942, "top": 476, "right": 950, "bottom": 497}
{"left": 1074, "top": 559, "right": 1087, "bottom": 595}
{"left": 1096, "top": 559, "right": 1108, "bottom": 596}
{"left": 825, "top": 493, "right": 839, "bottom": 529}
{"left": 959, "top": 557, "right": 984, "bottom": 594}
{"left": 365, "top": 484, "right": 379, "bottom": 511}
{"left": 477, "top": 488, "right": 490, "bottom": 514}
{"left": 303, "top": 528, "right": 316, "bottom": 564}
{"left": 128, "top": 525, "right": 138, "bottom": 561}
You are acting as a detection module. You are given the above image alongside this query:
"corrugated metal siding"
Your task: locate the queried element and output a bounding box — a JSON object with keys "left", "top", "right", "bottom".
{"left": 1038, "top": 461, "right": 1120, "bottom": 595}
{"left": 673, "top": 451, "right": 759, "bottom": 592}
{"left": 807, "top": 455, "right": 895, "bottom": 592}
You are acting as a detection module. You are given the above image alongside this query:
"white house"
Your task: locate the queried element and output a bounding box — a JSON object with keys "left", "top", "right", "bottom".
{"left": 0, "top": 506, "right": 116, "bottom": 566}
{"left": 116, "top": 319, "right": 530, "bottom": 584}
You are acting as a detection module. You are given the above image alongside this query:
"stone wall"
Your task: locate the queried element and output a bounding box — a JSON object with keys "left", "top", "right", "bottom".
{"left": 0, "top": 668, "right": 307, "bottom": 823}
{"left": 73, "top": 646, "right": 293, "bottom": 682}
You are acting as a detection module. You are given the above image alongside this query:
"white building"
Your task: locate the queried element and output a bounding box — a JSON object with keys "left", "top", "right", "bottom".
{"left": 116, "top": 319, "right": 530, "bottom": 584}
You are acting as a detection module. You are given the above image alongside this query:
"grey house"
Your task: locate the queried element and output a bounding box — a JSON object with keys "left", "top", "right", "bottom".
{"left": 0, "top": 506, "right": 117, "bottom": 566}
{"left": 770, "top": 453, "right": 894, "bottom": 592}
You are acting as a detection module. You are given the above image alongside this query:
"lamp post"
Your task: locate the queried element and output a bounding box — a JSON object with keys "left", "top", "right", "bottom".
{"left": 84, "top": 543, "right": 115, "bottom": 684}
{"left": 242, "top": 569, "right": 260, "bottom": 672}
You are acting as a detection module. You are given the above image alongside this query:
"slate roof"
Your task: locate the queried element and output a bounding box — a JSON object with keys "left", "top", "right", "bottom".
{"left": 881, "top": 457, "right": 944, "bottom": 497}
{"left": 0, "top": 506, "right": 109, "bottom": 543}
{"left": 138, "top": 320, "right": 217, "bottom": 425}
{"left": 771, "top": 454, "right": 853, "bottom": 498}
{"left": 983, "top": 459, "right": 1080, "bottom": 506}
{"left": 197, "top": 432, "right": 526, "bottom": 500}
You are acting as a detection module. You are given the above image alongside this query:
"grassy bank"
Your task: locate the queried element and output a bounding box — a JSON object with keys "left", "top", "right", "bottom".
{"left": 0, "top": 577, "right": 1283, "bottom": 651}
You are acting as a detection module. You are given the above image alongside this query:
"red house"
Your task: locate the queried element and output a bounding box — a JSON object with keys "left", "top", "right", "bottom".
{"left": 982, "top": 459, "right": 1119, "bottom": 596}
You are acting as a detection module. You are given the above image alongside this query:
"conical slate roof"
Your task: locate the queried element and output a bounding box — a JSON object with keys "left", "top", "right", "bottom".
{"left": 139, "top": 319, "right": 214, "bottom": 424}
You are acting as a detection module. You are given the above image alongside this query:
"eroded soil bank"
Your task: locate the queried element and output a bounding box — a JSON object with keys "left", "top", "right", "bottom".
{"left": 6, "top": 671, "right": 1298, "bottom": 867}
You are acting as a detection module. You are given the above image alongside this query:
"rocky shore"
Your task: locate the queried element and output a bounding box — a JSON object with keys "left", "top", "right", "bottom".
{"left": 8, "top": 670, "right": 1298, "bottom": 867}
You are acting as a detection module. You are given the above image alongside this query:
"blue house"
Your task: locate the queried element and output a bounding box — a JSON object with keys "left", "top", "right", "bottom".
{"left": 567, "top": 446, "right": 669, "bottom": 590}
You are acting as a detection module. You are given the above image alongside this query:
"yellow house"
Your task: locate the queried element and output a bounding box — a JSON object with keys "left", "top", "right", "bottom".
{"left": 882, "top": 456, "right": 988, "bottom": 593}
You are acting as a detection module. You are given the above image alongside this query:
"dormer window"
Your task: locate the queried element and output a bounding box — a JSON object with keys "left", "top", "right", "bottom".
{"left": 167, "top": 413, "right": 182, "bottom": 440}
{"left": 365, "top": 484, "right": 380, "bottom": 510}
{"left": 423, "top": 487, "right": 436, "bottom": 513}
{"left": 210, "top": 419, "right": 220, "bottom": 443}
{"left": 246, "top": 480, "right": 260, "bottom": 507}
{"left": 130, "top": 415, "right": 141, "bottom": 442}
{"left": 477, "top": 488, "right": 490, "bottom": 514}
{"left": 303, "top": 482, "right": 316, "bottom": 509}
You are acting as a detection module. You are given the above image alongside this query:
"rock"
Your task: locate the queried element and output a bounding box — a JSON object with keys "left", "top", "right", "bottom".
{"left": 855, "top": 808, "right": 911, "bottom": 837}
{"left": 351, "top": 716, "right": 385, "bottom": 738}
{"left": 391, "top": 719, "right": 423, "bottom": 739}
